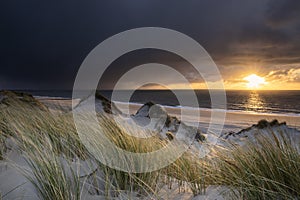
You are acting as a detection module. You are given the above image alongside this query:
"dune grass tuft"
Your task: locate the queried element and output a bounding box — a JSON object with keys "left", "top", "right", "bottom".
{"left": 22, "top": 140, "right": 81, "bottom": 200}
{"left": 217, "top": 130, "right": 300, "bottom": 199}
{"left": 0, "top": 100, "right": 208, "bottom": 199}
{"left": 163, "top": 153, "right": 213, "bottom": 196}
{"left": 0, "top": 134, "right": 5, "bottom": 160}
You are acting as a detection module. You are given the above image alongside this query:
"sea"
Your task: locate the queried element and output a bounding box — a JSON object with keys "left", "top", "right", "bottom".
{"left": 20, "top": 90, "right": 300, "bottom": 116}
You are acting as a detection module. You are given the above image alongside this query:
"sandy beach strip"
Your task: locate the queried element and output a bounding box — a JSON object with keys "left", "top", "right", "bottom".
{"left": 38, "top": 98, "right": 300, "bottom": 131}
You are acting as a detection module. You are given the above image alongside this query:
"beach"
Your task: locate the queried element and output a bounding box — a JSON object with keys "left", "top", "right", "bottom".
{"left": 39, "top": 97, "right": 300, "bottom": 132}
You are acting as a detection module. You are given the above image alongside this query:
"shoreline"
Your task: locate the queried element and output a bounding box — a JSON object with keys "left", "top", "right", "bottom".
{"left": 37, "top": 96, "right": 300, "bottom": 117}
{"left": 38, "top": 97, "right": 300, "bottom": 132}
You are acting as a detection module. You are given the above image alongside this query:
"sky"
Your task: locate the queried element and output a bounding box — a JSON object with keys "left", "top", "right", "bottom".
{"left": 1, "top": 0, "right": 300, "bottom": 90}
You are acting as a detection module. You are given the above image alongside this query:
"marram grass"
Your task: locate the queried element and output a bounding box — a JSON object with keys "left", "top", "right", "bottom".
{"left": 0, "top": 100, "right": 209, "bottom": 199}
{"left": 216, "top": 130, "right": 300, "bottom": 199}
{"left": 0, "top": 99, "right": 300, "bottom": 199}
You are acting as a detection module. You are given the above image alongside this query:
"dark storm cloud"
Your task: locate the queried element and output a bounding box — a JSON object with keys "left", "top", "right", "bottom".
{"left": 98, "top": 49, "right": 203, "bottom": 89}
{"left": 215, "top": 0, "right": 300, "bottom": 69}
{"left": 0, "top": 0, "right": 300, "bottom": 89}
{"left": 0, "top": 0, "right": 115, "bottom": 89}
{"left": 266, "top": 0, "right": 300, "bottom": 28}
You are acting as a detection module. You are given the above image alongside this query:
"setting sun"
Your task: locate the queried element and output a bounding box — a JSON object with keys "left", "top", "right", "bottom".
{"left": 244, "top": 74, "right": 267, "bottom": 89}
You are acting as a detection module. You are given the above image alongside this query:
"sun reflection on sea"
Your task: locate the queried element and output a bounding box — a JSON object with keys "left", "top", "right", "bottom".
{"left": 244, "top": 91, "right": 266, "bottom": 113}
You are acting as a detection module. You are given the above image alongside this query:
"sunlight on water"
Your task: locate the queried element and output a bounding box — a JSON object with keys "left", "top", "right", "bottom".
{"left": 244, "top": 91, "right": 266, "bottom": 113}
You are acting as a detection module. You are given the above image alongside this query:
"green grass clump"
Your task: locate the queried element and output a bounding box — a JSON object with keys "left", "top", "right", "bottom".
{"left": 0, "top": 100, "right": 88, "bottom": 159}
{"left": 95, "top": 114, "right": 165, "bottom": 197}
{"left": 217, "top": 130, "right": 300, "bottom": 199}
{"left": 0, "top": 100, "right": 185, "bottom": 198}
{"left": 0, "top": 99, "right": 86, "bottom": 200}
{"left": 95, "top": 114, "right": 213, "bottom": 197}
{"left": 0, "top": 133, "right": 5, "bottom": 160}
{"left": 163, "top": 153, "right": 212, "bottom": 196}
{"left": 23, "top": 137, "right": 81, "bottom": 200}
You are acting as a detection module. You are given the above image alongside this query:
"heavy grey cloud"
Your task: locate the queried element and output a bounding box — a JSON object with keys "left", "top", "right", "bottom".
{"left": 0, "top": 0, "right": 300, "bottom": 89}
{"left": 266, "top": 0, "right": 300, "bottom": 28}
